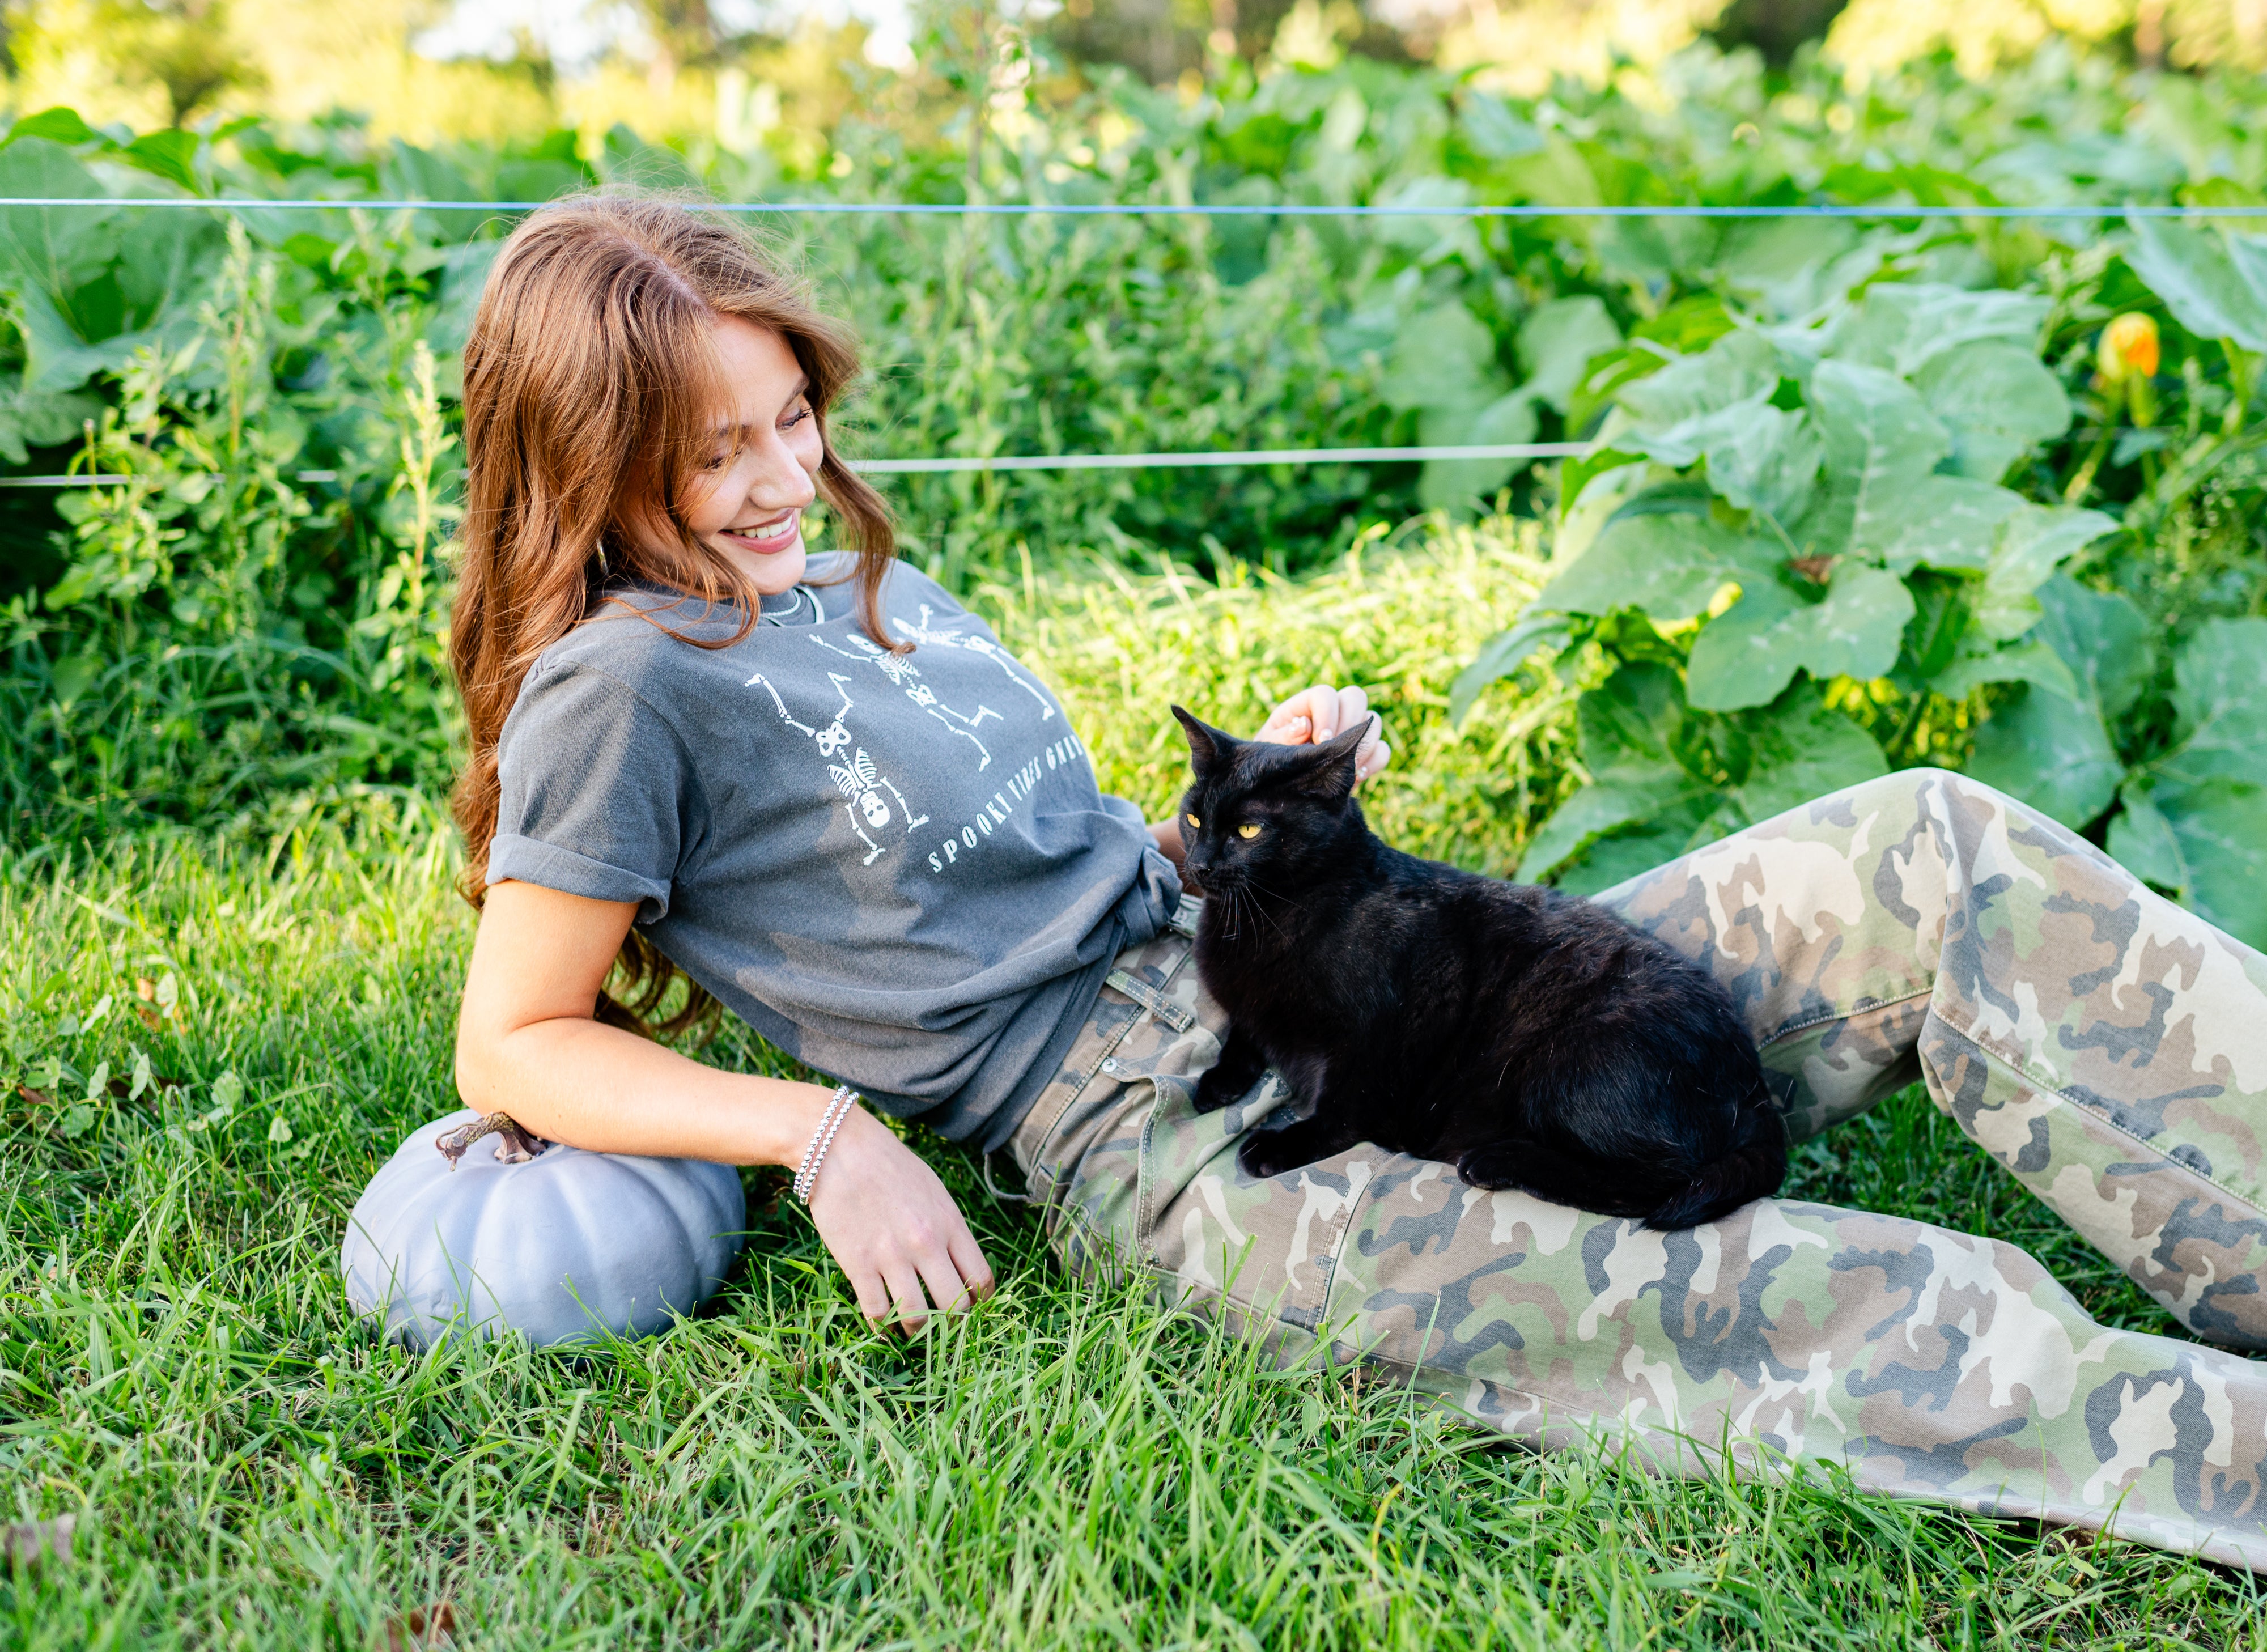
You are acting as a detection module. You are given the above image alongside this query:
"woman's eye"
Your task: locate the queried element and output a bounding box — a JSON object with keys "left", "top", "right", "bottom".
{"left": 1237, "top": 823, "right": 1262, "bottom": 840}
{"left": 1185, "top": 813, "right": 1201, "bottom": 829}
{"left": 782, "top": 404, "right": 813, "bottom": 430}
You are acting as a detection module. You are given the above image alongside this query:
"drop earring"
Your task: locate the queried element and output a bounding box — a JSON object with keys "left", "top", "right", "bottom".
{"left": 594, "top": 540, "right": 610, "bottom": 578}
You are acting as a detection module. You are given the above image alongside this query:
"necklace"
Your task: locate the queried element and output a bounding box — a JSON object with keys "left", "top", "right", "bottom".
{"left": 759, "top": 584, "right": 816, "bottom": 627}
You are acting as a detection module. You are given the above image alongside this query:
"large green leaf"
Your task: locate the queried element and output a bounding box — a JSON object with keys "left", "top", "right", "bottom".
{"left": 0, "top": 384, "right": 100, "bottom": 463}
{"left": 1965, "top": 575, "right": 2149, "bottom": 830}
{"left": 1929, "top": 634, "right": 2080, "bottom": 702}
{"left": 1875, "top": 477, "right": 2024, "bottom": 576}
{"left": 1517, "top": 296, "right": 1621, "bottom": 414}
{"left": 1613, "top": 329, "right": 1780, "bottom": 467}
{"left": 119, "top": 130, "right": 204, "bottom": 194}
{"left": 2116, "top": 778, "right": 2267, "bottom": 948}
{"left": 1969, "top": 682, "right": 2123, "bottom": 829}
{"left": 1684, "top": 564, "right": 1914, "bottom": 711}
{"left": 1518, "top": 782, "right": 1669, "bottom": 884}
{"left": 1549, "top": 795, "right": 1720, "bottom": 896}
{"left": 1380, "top": 302, "right": 1506, "bottom": 413}
{"left": 0, "top": 138, "right": 118, "bottom": 300}
{"left": 1535, "top": 512, "right": 1780, "bottom": 623}
{"left": 1825, "top": 283, "right": 2052, "bottom": 379}
{"left": 1914, "top": 342, "right": 2071, "bottom": 481}
{"left": 1800, "top": 360, "right": 1952, "bottom": 560}
{"left": 1449, "top": 610, "right": 1572, "bottom": 724}
{"left": 2122, "top": 217, "right": 2267, "bottom": 353}
{"left": 1420, "top": 388, "right": 1539, "bottom": 512}
{"left": 1711, "top": 218, "right": 1875, "bottom": 320}
{"left": 2039, "top": 575, "right": 2153, "bottom": 719}
{"left": 2157, "top": 617, "right": 2267, "bottom": 788}
{"left": 1517, "top": 661, "right": 1702, "bottom": 881}
{"left": 1969, "top": 506, "right": 2120, "bottom": 642}
{"left": 1702, "top": 404, "right": 1820, "bottom": 525}
{"left": 1722, "top": 683, "right": 1888, "bottom": 826}
{"left": 111, "top": 210, "right": 227, "bottom": 336}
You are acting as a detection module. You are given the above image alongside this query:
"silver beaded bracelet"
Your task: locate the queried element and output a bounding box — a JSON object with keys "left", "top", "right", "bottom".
{"left": 793, "top": 1084, "right": 861, "bottom": 1204}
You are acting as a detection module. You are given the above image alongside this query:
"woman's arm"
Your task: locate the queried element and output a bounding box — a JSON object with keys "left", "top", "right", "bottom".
{"left": 456, "top": 880, "right": 993, "bottom": 1332}
{"left": 1147, "top": 682, "right": 1392, "bottom": 855}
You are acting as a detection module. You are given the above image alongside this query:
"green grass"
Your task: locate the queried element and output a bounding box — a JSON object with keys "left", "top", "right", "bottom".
{"left": 6, "top": 544, "right": 2266, "bottom": 1648}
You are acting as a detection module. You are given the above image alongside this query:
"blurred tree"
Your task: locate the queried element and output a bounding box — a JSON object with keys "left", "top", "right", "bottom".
{"left": 1709, "top": 0, "right": 1849, "bottom": 63}
{"left": 90, "top": 0, "right": 265, "bottom": 125}
{"left": 1041, "top": 0, "right": 1409, "bottom": 84}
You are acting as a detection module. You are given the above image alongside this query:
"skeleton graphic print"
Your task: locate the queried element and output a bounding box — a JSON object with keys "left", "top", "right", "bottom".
{"left": 745, "top": 668, "right": 932, "bottom": 865}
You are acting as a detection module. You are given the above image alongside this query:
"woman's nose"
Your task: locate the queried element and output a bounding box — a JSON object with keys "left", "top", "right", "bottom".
{"left": 745, "top": 432, "right": 818, "bottom": 512}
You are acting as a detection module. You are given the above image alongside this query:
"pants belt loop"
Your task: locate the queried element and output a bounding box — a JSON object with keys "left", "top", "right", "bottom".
{"left": 1105, "top": 967, "right": 1195, "bottom": 1033}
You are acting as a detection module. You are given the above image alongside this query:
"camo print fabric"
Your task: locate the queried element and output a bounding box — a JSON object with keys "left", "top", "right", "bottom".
{"left": 1005, "top": 769, "right": 2267, "bottom": 1572}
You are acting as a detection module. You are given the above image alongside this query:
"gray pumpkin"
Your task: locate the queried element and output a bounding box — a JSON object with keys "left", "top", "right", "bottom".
{"left": 342, "top": 1109, "right": 746, "bottom": 1348}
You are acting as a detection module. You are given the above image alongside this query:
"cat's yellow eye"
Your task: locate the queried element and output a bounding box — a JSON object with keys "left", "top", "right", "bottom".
{"left": 1237, "top": 823, "right": 1262, "bottom": 840}
{"left": 1185, "top": 812, "right": 1201, "bottom": 829}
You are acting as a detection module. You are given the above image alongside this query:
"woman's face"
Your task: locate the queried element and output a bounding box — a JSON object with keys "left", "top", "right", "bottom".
{"left": 673, "top": 314, "right": 825, "bottom": 596}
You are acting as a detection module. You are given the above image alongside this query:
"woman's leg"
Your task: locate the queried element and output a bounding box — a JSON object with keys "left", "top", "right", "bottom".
{"left": 1595, "top": 766, "right": 2267, "bottom": 1349}
{"left": 1011, "top": 776, "right": 2267, "bottom": 1570}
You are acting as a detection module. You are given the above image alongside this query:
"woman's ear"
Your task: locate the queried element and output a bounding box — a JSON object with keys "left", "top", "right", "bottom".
{"left": 1172, "top": 706, "right": 1239, "bottom": 775}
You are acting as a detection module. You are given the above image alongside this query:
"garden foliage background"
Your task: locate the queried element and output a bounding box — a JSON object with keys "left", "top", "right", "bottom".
{"left": 4, "top": 35, "right": 2267, "bottom": 937}
{"left": 8, "top": 10, "right": 2267, "bottom": 1641}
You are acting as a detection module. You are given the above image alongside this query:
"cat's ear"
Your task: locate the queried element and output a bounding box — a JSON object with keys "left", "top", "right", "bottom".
{"left": 1172, "top": 706, "right": 1239, "bottom": 774}
{"left": 1277, "top": 717, "right": 1372, "bottom": 801}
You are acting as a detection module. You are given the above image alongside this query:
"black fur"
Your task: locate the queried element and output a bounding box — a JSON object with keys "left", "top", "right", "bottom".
{"left": 1171, "top": 706, "right": 1786, "bottom": 1230}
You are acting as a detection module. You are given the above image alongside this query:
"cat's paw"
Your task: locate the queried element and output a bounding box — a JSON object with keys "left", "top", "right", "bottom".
{"left": 1191, "top": 1069, "right": 1239, "bottom": 1114}
{"left": 1237, "top": 1129, "right": 1307, "bottom": 1180}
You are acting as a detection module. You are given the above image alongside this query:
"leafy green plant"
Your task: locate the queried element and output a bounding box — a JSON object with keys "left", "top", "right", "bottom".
{"left": 1457, "top": 222, "right": 2267, "bottom": 943}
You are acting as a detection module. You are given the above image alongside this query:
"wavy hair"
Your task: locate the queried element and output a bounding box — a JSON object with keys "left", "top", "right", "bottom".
{"left": 449, "top": 191, "right": 900, "bottom": 1037}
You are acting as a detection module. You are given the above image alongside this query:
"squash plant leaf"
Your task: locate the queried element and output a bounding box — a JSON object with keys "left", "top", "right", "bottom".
{"left": 1612, "top": 329, "right": 1780, "bottom": 467}
{"left": 2122, "top": 217, "right": 2267, "bottom": 353}
{"left": 1969, "top": 506, "right": 2120, "bottom": 643}
{"left": 1702, "top": 404, "right": 1820, "bottom": 524}
{"left": 1536, "top": 513, "right": 1779, "bottom": 625}
{"left": 1914, "top": 342, "right": 2072, "bottom": 481}
{"left": 1799, "top": 360, "right": 1952, "bottom": 562}
{"left": 2118, "top": 778, "right": 2267, "bottom": 946}
{"left": 1686, "top": 565, "right": 1914, "bottom": 712}
{"left": 1517, "top": 295, "right": 1621, "bottom": 414}
{"left": 1970, "top": 681, "right": 2124, "bottom": 830}
{"left": 1449, "top": 610, "right": 1573, "bottom": 725}
{"left": 1517, "top": 661, "right": 1706, "bottom": 881}
{"left": 1722, "top": 681, "right": 1888, "bottom": 828}
{"left": 1825, "top": 283, "right": 2052, "bottom": 380}
{"left": 1965, "top": 579, "right": 2147, "bottom": 830}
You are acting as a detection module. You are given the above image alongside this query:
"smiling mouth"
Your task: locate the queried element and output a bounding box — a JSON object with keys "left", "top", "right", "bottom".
{"left": 720, "top": 512, "right": 801, "bottom": 553}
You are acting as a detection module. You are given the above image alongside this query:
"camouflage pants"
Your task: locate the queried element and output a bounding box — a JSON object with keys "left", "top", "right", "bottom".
{"left": 1005, "top": 769, "right": 2267, "bottom": 1571}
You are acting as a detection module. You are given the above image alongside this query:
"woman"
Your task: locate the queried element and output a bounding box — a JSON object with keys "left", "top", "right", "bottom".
{"left": 415, "top": 194, "right": 2267, "bottom": 1569}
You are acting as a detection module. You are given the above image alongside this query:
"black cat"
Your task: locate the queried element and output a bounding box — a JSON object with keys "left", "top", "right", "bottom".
{"left": 1172, "top": 706, "right": 1786, "bottom": 1230}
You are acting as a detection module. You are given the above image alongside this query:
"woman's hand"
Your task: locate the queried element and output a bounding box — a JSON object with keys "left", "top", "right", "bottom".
{"left": 1256, "top": 683, "right": 1391, "bottom": 787}
{"left": 458, "top": 880, "right": 992, "bottom": 1337}
{"left": 805, "top": 1105, "right": 996, "bottom": 1335}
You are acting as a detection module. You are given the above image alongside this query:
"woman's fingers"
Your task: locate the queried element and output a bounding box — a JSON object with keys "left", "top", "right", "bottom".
{"left": 948, "top": 1227, "right": 997, "bottom": 1299}
{"left": 847, "top": 1264, "right": 893, "bottom": 1328}
{"left": 878, "top": 1260, "right": 933, "bottom": 1335}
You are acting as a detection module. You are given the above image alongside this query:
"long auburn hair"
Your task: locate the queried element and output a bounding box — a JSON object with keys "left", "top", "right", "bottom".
{"left": 449, "top": 191, "right": 901, "bottom": 1037}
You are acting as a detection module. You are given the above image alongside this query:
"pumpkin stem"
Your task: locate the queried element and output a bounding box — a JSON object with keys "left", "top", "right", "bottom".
{"left": 436, "top": 1112, "right": 550, "bottom": 1169}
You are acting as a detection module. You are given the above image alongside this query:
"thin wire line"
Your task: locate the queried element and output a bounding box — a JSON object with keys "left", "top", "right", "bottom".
{"left": 853, "top": 443, "right": 1585, "bottom": 473}
{"left": 0, "top": 445, "right": 1585, "bottom": 487}
{"left": 2, "top": 196, "right": 2263, "bottom": 218}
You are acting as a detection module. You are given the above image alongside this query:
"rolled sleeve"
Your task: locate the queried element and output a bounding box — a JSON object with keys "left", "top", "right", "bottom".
{"left": 489, "top": 659, "right": 702, "bottom": 925}
{"left": 486, "top": 834, "right": 674, "bottom": 920}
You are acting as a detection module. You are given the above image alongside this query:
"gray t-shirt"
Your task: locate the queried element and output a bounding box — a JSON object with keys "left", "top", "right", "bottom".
{"left": 489, "top": 554, "right": 1180, "bottom": 1150}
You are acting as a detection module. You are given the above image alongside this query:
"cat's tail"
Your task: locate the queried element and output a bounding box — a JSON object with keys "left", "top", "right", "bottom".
{"left": 1644, "top": 1098, "right": 1788, "bottom": 1231}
